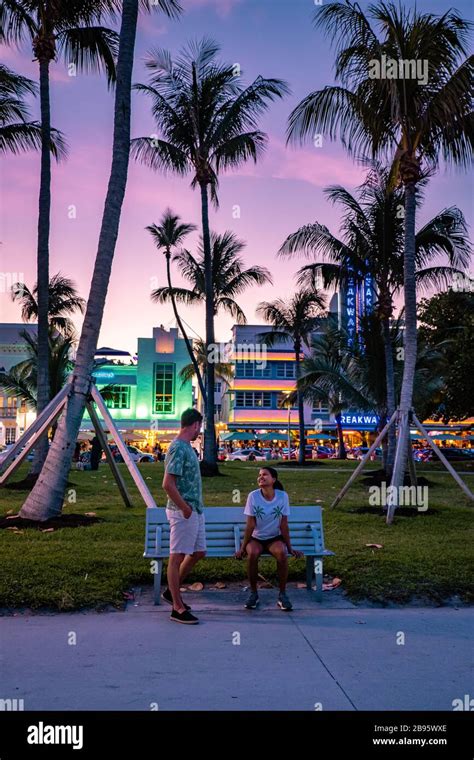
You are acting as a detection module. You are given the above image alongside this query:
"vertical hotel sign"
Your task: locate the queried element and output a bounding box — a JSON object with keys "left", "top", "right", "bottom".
{"left": 363, "top": 267, "right": 374, "bottom": 315}
{"left": 346, "top": 268, "right": 357, "bottom": 346}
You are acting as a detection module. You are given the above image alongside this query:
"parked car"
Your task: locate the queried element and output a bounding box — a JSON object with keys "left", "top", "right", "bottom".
{"left": 104, "top": 444, "right": 154, "bottom": 463}
{"left": 0, "top": 443, "right": 36, "bottom": 465}
{"left": 227, "top": 447, "right": 266, "bottom": 461}
{"left": 413, "top": 448, "right": 431, "bottom": 462}
{"left": 312, "top": 445, "right": 333, "bottom": 459}
{"left": 217, "top": 448, "right": 227, "bottom": 462}
{"left": 350, "top": 446, "right": 383, "bottom": 461}
{"left": 422, "top": 447, "right": 474, "bottom": 463}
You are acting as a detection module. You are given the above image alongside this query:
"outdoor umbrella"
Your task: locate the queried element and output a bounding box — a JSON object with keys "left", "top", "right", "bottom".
{"left": 307, "top": 432, "right": 337, "bottom": 440}
{"left": 426, "top": 433, "right": 465, "bottom": 441}
{"left": 256, "top": 432, "right": 291, "bottom": 442}
{"left": 220, "top": 432, "right": 257, "bottom": 442}
{"left": 123, "top": 432, "right": 147, "bottom": 442}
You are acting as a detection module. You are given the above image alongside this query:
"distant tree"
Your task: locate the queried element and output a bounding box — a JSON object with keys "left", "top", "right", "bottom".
{"left": 418, "top": 291, "right": 474, "bottom": 421}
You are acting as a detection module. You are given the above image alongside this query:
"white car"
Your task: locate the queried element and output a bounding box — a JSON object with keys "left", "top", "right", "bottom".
{"left": 228, "top": 449, "right": 265, "bottom": 462}
{"left": 227, "top": 447, "right": 266, "bottom": 462}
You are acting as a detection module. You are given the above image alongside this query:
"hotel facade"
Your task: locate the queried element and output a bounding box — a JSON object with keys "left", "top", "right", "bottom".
{"left": 225, "top": 324, "right": 330, "bottom": 435}
{"left": 82, "top": 326, "right": 193, "bottom": 445}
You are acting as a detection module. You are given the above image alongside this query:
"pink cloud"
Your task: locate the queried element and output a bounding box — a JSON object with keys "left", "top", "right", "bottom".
{"left": 226, "top": 135, "right": 365, "bottom": 188}
{"left": 185, "top": 0, "right": 244, "bottom": 19}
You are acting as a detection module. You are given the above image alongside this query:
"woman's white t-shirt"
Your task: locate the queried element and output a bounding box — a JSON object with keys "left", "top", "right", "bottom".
{"left": 244, "top": 488, "right": 290, "bottom": 540}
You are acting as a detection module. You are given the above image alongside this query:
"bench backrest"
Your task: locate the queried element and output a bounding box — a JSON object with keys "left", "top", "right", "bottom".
{"left": 144, "top": 505, "right": 326, "bottom": 558}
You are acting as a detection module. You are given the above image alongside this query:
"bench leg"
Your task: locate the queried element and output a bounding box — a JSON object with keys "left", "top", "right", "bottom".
{"left": 153, "top": 560, "right": 163, "bottom": 605}
{"left": 314, "top": 558, "right": 323, "bottom": 603}
{"left": 305, "top": 556, "right": 314, "bottom": 590}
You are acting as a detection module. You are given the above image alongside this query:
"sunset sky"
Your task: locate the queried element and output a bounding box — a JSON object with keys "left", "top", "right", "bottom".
{"left": 1, "top": 0, "right": 472, "bottom": 356}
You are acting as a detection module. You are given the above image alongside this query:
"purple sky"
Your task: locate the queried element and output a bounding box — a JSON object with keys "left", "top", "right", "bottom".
{"left": 1, "top": 0, "right": 473, "bottom": 355}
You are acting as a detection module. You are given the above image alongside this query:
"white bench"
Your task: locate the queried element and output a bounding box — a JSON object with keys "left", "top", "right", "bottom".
{"left": 144, "top": 505, "right": 335, "bottom": 604}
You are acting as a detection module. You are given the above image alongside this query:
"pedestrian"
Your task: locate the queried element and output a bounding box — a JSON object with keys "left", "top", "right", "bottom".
{"left": 235, "top": 467, "right": 303, "bottom": 611}
{"left": 162, "top": 408, "right": 205, "bottom": 625}
{"left": 90, "top": 436, "right": 103, "bottom": 471}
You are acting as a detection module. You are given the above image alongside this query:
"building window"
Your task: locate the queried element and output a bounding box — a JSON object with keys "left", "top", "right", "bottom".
{"left": 312, "top": 400, "right": 329, "bottom": 414}
{"left": 214, "top": 381, "right": 222, "bottom": 393}
{"left": 276, "top": 361, "right": 296, "bottom": 378}
{"left": 5, "top": 428, "right": 16, "bottom": 444}
{"left": 104, "top": 385, "right": 131, "bottom": 409}
{"left": 235, "top": 391, "right": 272, "bottom": 408}
{"left": 154, "top": 363, "right": 175, "bottom": 414}
{"left": 235, "top": 361, "right": 271, "bottom": 378}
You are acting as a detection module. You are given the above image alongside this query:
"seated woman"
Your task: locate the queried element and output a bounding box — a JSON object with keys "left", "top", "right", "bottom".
{"left": 235, "top": 467, "right": 303, "bottom": 611}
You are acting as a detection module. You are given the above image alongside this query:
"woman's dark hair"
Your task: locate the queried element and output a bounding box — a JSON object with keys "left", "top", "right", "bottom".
{"left": 260, "top": 466, "right": 284, "bottom": 491}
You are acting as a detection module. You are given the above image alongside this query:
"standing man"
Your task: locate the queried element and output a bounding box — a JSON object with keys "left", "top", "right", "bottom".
{"left": 162, "top": 408, "right": 206, "bottom": 624}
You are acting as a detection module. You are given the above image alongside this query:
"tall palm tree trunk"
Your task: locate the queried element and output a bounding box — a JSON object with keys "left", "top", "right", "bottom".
{"left": 200, "top": 181, "right": 217, "bottom": 472}
{"left": 165, "top": 251, "right": 206, "bottom": 403}
{"left": 390, "top": 182, "right": 417, "bottom": 498}
{"left": 335, "top": 412, "right": 346, "bottom": 459}
{"left": 295, "top": 341, "right": 305, "bottom": 466}
{"left": 19, "top": 0, "right": 139, "bottom": 520}
{"left": 382, "top": 316, "right": 396, "bottom": 478}
{"left": 31, "top": 57, "right": 52, "bottom": 476}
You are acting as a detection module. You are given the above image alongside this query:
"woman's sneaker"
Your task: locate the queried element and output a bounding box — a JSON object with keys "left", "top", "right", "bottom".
{"left": 277, "top": 592, "right": 293, "bottom": 611}
{"left": 245, "top": 591, "right": 259, "bottom": 609}
{"left": 162, "top": 587, "right": 191, "bottom": 610}
{"left": 170, "top": 609, "right": 199, "bottom": 625}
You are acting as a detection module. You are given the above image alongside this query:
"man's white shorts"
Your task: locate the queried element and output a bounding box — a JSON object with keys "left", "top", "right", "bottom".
{"left": 166, "top": 508, "right": 207, "bottom": 555}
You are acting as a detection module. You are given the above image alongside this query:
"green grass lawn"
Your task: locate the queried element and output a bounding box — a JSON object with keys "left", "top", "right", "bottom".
{"left": 1, "top": 460, "right": 473, "bottom": 610}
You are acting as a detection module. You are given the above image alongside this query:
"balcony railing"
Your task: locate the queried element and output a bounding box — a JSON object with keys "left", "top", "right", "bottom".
{"left": 0, "top": 407, "right": 17, "bottom": 419}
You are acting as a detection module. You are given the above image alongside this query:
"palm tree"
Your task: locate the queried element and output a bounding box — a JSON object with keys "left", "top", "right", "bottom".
{"left": 295, "top": 318, "right": 359, "bottom": 461}
{"left": 279, "top": 164, "right": 471, "bottom": 474}
{"left": 297, "top": 314, "right": 441, "bottom": 473}
{"left": 0, "top": 328, "right": 75, "bottom": 413}
{"left": 145, "top": 208, "right": 205, "bottom": 401}
{"left": 12, "top": 272, "right": 86, "bottom": 339}
{"left": 18, "top": 0, "right": 182, "bottom": 521}
{"left": 9, "top": 273, "right": 84, "bottom": 477}
{"left": 0, "top": 0, "right": 120, "bottom": 473}
{"left": 178, "top": 337, "right": 233, "bottom": 417}
{"left": 152, "top": 230, "right": 272, "bottom": 324}
{"left": 287, "top": 0, "right": 473, "bottom": 503}
{"left": 0, "top": 63, "right": 65, "bottom": 156}
{"left": 132, "top": 38, "right": 289, "bottom": 472}
{"left": 256, "top": 290, "right": 326, "bottom": 465}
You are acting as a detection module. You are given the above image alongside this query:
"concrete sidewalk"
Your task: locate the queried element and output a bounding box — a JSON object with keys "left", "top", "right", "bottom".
{"left": 0, "top": 586, "right": 471, "bottom": 711}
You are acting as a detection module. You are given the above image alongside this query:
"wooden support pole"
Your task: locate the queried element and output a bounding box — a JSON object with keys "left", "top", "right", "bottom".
{"left": 86, "top": 401, "right": 133, "bottom": 509}
{"left": 0, "top": 382, "right": 71, "bottom": 484}
{"left": 90, "top": 384, "right": 157, "bottom": 509}
{"left": 330, "top": 410, "right": 398, "bottom": 510}
{"left": 412, "top": 412, "right": 474, "bottom": 503}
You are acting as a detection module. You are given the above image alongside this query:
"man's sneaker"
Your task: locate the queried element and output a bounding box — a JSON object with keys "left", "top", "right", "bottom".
{"left": 277, "top": 591, "right": 293, "bottom": 611}
{"left": 170, "top": 609, "right": 199, "bottom": 625}
{"left": 162, "top": 587, "right": 191, "bottom": 610}
{"left": 244, "top": 591, "right": 259, "bottom": 609}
